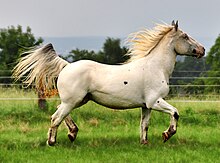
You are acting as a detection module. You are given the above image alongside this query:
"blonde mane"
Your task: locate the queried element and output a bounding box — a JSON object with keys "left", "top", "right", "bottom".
{"left": 126, "top": 24, "right": 174, "bottom": 62}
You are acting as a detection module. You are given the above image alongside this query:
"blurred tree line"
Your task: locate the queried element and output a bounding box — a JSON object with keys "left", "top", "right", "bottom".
{"left": 0, "top": 25, "right": 43, "bottom": 83}
{"left": 65, "top": 37, "right": 129, "bottom": 64}
{"left": 0, "top": 26, "right": 219, "bottom": 95}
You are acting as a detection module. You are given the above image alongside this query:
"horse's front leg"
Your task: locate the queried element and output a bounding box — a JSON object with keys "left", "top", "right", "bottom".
{"left": 140, "top": 107, "right": 151, "bottom": 144}
{"left": 152, "top": 98, "right": 179, "bottom": 142}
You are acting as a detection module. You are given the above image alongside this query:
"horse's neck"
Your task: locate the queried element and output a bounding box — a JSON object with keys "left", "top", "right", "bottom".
{"left": 145, "top": 39, "right": 176, "bottom": 79}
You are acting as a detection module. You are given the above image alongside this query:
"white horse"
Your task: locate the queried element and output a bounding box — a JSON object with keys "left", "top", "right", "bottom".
{"left": 13, "top": 21, "right": 205, "bottom": 146}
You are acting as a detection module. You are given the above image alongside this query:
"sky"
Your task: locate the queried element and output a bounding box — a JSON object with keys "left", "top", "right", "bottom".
{"left": 0, "top": 0, "right": 220, "bottom": 48}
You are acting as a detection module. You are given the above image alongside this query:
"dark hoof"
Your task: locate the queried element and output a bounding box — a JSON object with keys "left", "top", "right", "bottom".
{"left": 162, "top": 132, "right": 169, "bottom": 143}
{"left": 68, "top": 133, "right": 77, "bottom": 142}
{"left": 140, "top": 139, "right": 149, "bottom": 145}
{"left": 47, "top": 140, "right": 56, "bottom": 146}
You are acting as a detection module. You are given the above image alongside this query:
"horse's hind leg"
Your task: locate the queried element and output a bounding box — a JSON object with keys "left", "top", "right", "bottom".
{"left": 64, "top": 115, "right": 78, "bottom": 142}
{"left": 47, "top": 103, "right": 73, "bottom": 146}
{"left": 63, "top": 94, "right": 91, "bottom": 142}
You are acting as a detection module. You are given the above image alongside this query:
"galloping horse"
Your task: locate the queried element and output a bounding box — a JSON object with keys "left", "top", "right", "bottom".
{"left": 13, "top": 21, "right": 205, "bottom": 146}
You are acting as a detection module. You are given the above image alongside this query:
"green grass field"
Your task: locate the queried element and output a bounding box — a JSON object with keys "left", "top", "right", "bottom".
{"left": 0, "top": 88, "right": 220, "bottom": 162}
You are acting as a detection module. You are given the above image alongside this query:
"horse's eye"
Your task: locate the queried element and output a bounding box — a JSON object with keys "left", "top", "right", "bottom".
{"left": 183, "top": 33, "right": 189, "bottom": 40}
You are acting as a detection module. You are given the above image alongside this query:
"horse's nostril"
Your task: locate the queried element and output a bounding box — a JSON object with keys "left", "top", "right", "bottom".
{"left": 192, "top": 49, "right": 197, "bottom": 54}
{"left": 203, "top": 47, "right": 205, "bottom": 54}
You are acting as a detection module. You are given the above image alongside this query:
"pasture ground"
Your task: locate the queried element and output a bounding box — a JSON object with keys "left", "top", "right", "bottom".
{"left": 0, "top": 88, "right": 220, "bottom": 162}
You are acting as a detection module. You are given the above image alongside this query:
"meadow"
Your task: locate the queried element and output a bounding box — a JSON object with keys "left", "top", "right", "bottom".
{"left": 0, "top": 88, "right": 220, "bottom": 163}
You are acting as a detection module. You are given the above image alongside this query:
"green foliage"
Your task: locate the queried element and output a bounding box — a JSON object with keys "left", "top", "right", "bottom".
{"left": 185, "top": 35, "right": 220, "bottom": 94}
{"left": 0, "top": 25, "right": 43, "bottom": 83}
{"left": 102, "top": 37, "right": 128, "bottom": 64}
{"left": 175, "top": 56, "right": 208, "bottom": 72}
{"left": 65, "top": 37, "right": 128, "bottom": 64}
{"left": 206, "top": 35, "right": 220, "bottom": 70}
{"left": 170, "top": 57, "right": 209, "bottom": 96}
{"left": 67, "top": 49, "right": 104, "bottom": 63}
{"left": 204, "top": 35, "right": 220, "bottom": 93}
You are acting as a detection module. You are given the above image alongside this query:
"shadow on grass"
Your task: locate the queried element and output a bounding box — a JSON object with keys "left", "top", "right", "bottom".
{"left": 29, "top": 133, "right": 220, "bottom": 150}
{"left": 2, "top": 132, "right": 219, "bottom": 156}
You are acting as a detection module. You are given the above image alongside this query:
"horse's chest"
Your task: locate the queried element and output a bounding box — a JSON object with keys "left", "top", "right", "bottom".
{"left": 156, "top": 80, "right": 170, "bottom": 97}
{"left": 159, "top": 82, "right": 170, "bottom": 97}
{"left": 144, "top": 77, "right": 170, "bottom": 97}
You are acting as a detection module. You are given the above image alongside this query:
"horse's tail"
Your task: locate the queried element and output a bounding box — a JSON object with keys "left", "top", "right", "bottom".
{"left": 13, "top": 43, "right": 69, "bottom": 93}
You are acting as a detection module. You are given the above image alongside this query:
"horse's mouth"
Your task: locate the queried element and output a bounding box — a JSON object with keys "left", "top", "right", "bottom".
{"left": 192, "top": 53, "right": 204, "bottom": 59}
{"left": 192, "top": 47, "right": 205, "bottom": 59}
{"left": 193, "top": 52, "right": 205, "bottom": 59}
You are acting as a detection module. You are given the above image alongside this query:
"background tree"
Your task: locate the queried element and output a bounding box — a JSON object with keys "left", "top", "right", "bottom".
{"left": 0, "top": 25, "right": 43, "bottom": 83}
{"left": 204, "top": 35, "right": 220, "bottom": 93}
{"left": 66, "top": 37, "right": 128, "bottom": 64}
{"left": 172, "top": 57, "right": 208, "bottom": 82}
{"left": 67, "top": 48, "right": 104, "bottom": 63}
{"left": 170, "top": 56, "right": 210, "bottom": 96}
{"left": 102, "top": 37, "right": 128, "bottom": 64}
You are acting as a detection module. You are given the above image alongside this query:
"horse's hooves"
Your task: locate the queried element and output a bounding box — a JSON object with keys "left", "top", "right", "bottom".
{"left": 140, "top": 139, "right": 149, "bottom": 145}
{"left": 46, "top": 140, "right": 56, "bottom": 146}
{"left": 162, "top": 132, "right": 169, "bottom": 143}
{"left": 68, "top": 133, "right": 77, "bottom": 142}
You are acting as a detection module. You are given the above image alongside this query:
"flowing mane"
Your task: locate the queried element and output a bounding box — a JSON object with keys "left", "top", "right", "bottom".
{"left": 126, "top": 24, "right": 174, "bottom": 62}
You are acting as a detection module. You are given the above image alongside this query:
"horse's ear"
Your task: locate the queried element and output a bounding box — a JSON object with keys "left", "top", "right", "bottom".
{"left": 175, "top": 20, "right": 178, "bottom": 31}
{"left": 171, "top": 20, "right": 178, "bottom": 31}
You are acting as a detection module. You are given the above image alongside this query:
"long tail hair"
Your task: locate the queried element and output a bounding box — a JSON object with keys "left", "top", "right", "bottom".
{"left": 13, "top": 43, "right": 69, "bottom": 93}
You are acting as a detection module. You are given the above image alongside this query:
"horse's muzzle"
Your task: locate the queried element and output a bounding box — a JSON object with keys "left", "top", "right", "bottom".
{"left": 193, "top": 46, "right": 205, "bottom": 58}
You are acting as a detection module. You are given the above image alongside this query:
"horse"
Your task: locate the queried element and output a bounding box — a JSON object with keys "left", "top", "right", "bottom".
{"left": 13, "top": 21, "right": 205, "bottom": 146}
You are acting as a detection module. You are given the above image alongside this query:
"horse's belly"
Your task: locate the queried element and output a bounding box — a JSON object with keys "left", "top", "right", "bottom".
{"left": 90, "top": 92, "right": 144, "bottom": 109}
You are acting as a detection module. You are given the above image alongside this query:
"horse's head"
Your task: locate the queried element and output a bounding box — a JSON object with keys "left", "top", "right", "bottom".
{"left": 171, "top": 21, "right": 205, "bottom": 58}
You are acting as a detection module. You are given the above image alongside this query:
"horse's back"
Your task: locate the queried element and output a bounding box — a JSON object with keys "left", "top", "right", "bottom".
{"left": 57, "top": 59, "right": 121, "bottom": 96}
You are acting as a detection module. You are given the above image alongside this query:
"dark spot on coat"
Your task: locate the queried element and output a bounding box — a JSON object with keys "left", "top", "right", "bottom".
{"left": 162, "top": 81, "right": 164, "bottom": 83}
{"left": 157, "top": 100, "right": 160, "bottom": 103}
{"left": 174, "top": 112, "right": 179, "bottom": 121}
{"left": 124, "top": 81, "right": 128, "bottom": 85}
{"left": 145, "top": 127, "right": 149, "bottom": 132}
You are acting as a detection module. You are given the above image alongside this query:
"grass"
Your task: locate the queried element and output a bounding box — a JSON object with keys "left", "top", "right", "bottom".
{"left": 0, "top": 88, "right": 220, "bottom": 162}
